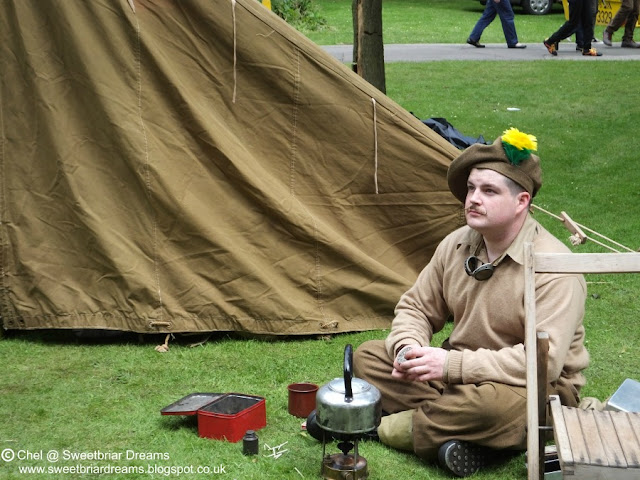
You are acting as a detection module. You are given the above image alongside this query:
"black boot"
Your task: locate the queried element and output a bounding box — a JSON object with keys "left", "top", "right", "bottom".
{"left": 438, "top": 440, "right": 491, "bottom": 477}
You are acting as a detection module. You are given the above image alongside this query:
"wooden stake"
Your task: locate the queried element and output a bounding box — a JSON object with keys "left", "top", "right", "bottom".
{"left": 560, "top": 211, "right": 587, "bottom": 244}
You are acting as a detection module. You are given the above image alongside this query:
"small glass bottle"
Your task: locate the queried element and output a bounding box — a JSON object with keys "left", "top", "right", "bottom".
{"left": 242, "top": 430, "right": 259, "bottom": 456}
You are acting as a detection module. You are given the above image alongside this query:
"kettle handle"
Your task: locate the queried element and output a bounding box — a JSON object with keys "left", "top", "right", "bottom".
{"left": 343, "top": 344, "right": 353, "bottom": 402}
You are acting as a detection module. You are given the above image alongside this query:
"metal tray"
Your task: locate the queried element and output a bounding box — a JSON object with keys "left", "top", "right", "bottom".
{"left": 605, "top": 378, "right": 640, "bottom": 412}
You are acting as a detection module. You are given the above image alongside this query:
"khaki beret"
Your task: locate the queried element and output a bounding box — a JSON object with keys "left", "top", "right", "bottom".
{"left": 447, "top": 132, "right": 542, "bottom": 203}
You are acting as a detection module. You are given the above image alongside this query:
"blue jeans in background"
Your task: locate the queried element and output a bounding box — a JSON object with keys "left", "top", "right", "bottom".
{"left": 469, "top": 0, "right": 519, "bottom": 47}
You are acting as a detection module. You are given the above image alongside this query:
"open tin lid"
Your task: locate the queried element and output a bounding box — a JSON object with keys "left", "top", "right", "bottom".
{"left": 161, "top": 393, "right": 224, "bottom": 416}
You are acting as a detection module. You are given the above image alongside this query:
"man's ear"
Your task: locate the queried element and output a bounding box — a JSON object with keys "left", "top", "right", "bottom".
{"left": 516, "top": 191, "right": 531, "bottom": 213}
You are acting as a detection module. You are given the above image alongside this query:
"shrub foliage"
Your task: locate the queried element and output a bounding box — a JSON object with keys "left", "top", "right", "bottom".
{"left": 271, "top": 0, "right": 327, "bottom": 31}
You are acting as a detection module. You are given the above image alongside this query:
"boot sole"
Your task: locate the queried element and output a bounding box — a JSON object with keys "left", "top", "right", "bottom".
{"left": 438, "top": 440, "right": 489, "bottom": 477}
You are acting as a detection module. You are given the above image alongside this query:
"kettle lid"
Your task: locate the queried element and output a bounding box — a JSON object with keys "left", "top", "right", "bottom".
{"left": 327, "top": 377, "right": 372, "bottom": 395}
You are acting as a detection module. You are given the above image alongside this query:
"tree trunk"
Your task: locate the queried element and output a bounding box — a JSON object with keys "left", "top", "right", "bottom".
{"left": 352, "top": 0, "right": 385, "bottom": 94}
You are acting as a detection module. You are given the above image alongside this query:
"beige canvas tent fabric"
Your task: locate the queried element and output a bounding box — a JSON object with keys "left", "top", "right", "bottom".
{"left": 0, "top": 0, "right": 463, "bottom": 335}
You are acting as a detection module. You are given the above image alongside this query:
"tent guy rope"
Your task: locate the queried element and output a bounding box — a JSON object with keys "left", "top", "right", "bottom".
{"left": 531, "top": 204, "right": 635, "bottom": 253}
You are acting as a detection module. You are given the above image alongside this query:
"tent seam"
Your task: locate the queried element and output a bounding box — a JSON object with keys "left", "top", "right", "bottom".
{"left": 289, "top": 48, "right": 300, "bottom": 196}
{"left": 288, "top": 48, "right": 327, "bottom": 323}
{"left": 372, "top": 97, "right": 379, "bottom": 194}
{"left": 132, "top": 3, "right": 164, "bottom": 322}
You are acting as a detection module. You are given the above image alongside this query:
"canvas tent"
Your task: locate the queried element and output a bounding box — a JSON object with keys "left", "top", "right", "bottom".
{"left": 0, "top": 0, "right": 463, "bottom": 336}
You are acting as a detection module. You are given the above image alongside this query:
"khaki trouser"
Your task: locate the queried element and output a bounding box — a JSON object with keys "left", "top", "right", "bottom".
{"left": 354, "top": 340, "right": 579, "bottom": 461}
{"left": 606, "top": 0, "right": 640, "bottom": 42}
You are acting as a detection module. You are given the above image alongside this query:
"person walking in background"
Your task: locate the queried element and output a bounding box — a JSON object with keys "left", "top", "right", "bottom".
{"left": 467, "top": 0, "right": 526, "bottom": 49}
{"left": 544, "top": 0, "right": 602, "bottom": 56}
{"left": 603, "top": 0, "right": 640, "bottom": 48}
{"left": 554, "top": 0, "right": 598, "bottom": 53}
{"left": 572, "top": 0, "right": 598, "bottom": 51}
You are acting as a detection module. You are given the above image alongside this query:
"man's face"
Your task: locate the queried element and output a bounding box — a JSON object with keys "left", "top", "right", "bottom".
{"left": 464, "top": 168, "right": 524, "bottom": 235}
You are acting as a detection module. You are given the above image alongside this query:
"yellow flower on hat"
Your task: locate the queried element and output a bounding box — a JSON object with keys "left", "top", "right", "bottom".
{"left": 501, "top": 128, "right": 537, "bottom": 165}
{"left": 502, "top": 128, "right": 537, "bottom": 151}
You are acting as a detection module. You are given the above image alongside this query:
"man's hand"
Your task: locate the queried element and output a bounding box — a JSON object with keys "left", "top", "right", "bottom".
{"left": 392, "top": 345, "right": 447, "bottom": 382}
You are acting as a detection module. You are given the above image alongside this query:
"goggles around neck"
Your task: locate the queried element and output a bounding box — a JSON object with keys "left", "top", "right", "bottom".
{"left": 464, "top": 255, "right": 495, "bottom": 281}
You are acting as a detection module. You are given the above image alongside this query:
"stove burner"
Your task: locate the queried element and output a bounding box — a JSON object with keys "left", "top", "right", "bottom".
{"left": 321, "top": 436, "right": 369, "bottom": 480}
{"left": 337, "top": 440, "right": 354, "bottom": 455}
{"left": 321, "top": 452, "right": 368, "bottom": 480}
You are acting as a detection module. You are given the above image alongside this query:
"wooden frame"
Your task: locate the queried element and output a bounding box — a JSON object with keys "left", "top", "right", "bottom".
{"left": 524, "top": 243, "right": 640, "bottom": 480}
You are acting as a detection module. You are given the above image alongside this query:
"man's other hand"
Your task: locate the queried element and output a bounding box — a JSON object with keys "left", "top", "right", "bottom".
{"left": 392, "top": 346, "right": 447, "bottom": 382}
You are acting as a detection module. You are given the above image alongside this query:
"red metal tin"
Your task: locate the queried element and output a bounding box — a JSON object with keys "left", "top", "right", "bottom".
{"left": 196, "top": 393, "right": 266, "bottom": 442}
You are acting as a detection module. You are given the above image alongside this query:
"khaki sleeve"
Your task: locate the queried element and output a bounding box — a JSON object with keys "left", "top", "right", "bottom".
{"left": 384, "top": 235, "right": 454, "bottom": 359}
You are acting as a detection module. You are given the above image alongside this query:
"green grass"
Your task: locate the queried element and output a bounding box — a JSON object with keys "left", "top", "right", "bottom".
{"left": 2, "top": 3, "right": 640, "bottom": 480}
{"left": 304, "top": 0, "right": 577, "bottom": 45}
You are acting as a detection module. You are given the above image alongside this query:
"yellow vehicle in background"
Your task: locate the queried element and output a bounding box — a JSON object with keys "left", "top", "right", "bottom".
{"left": 562, "top": 0, "right": 640, "bottom": 26}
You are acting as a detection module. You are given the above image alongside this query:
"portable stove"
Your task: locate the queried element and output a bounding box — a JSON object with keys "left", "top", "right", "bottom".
{"left": 313, "top": 345, "right": 381, "bottom": 480}
{"left": 320, "top": 434, "right": 369, "bottom": 480}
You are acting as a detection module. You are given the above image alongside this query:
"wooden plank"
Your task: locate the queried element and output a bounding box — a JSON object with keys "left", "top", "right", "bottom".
{"left": 573, "top": 463, "right": 638, "bottom": 480}
{"left": 536, "top": 333, "right": 549, "bottom": 480}
{"left": 628, "top": 412, "right": 640, "bottom": 449}
{"left": 524, "top": 242, "right": 540, "bottom": 480}
{"left": 549, "top": 396, "right": 574, "bottom": 469}
{"left": 536, "top": 333, "right": 549, "bottom": 429}
{"left": 576, "top": 409, "right": 607, "bottom": 466}
{"left": 611, "top": 412, "right": 640, "bottom": 468}
{"left": 627, "top": 412, "right": 640, "bottom": 479}
{"left": 594, "top": 411, "right": 628, "bottom": 468}
{"left": 534, "top": 252, "right": 640, "bottom": 274}
{"left": 563, "top": 407, "right": 590, "bottom": 464}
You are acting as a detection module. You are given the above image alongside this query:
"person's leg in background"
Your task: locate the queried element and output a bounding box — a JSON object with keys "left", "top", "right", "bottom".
{"left": 604, "top": 0, "right": 634, "bottom": 45}
{"left": 468, "top": 0, "right": 498, "bottom": 47}
{"left": 494, "top": 0, "right": 522, "bottom": 47}
{"left": 621, "top": 0, "right": 640, "bottom": 46}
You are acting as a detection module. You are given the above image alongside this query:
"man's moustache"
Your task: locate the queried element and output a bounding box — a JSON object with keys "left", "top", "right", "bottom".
{"left": 465, "top": 207, "right": 486, "bottom": 215}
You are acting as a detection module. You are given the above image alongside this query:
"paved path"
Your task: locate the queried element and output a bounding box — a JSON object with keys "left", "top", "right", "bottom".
{"left": 322, "top": 42, "right": 640, "bottom": 62}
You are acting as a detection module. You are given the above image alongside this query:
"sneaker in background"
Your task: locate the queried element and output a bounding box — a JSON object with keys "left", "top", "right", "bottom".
{"left": 582, "top": 48, "right": 602, "bottom": 56}
{"left": 543, "top": 39, "right": 557, "bottom": 56}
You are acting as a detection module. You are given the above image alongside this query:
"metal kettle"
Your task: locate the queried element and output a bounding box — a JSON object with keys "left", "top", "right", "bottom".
{"left": 315, "top": 344, "right": 382, "bottom": 435}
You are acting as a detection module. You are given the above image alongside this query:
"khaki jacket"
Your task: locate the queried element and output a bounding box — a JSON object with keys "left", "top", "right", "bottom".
{"left": 386, "top": 214, "right": 589, "bottom": 390}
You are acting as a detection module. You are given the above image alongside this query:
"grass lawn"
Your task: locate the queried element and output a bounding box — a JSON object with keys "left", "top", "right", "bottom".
{"left": 1, "top": 2, "right": 639, "bottom": 480}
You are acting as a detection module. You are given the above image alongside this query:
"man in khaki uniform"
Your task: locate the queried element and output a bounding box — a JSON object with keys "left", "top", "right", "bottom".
{"left": 354, "top": 128, "right": 589, "bottom": 477}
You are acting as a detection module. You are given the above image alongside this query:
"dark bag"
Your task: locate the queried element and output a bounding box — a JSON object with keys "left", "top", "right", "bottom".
{"left": 422, "top": 117, "right": 487, "bottom": 150}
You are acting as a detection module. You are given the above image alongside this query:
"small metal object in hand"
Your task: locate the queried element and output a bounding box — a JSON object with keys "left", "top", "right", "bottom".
{"left": 396, "top": 346, "right": 413, "bottom": 364}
